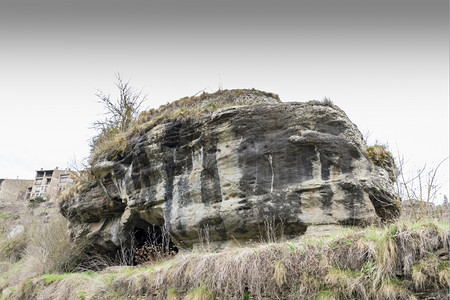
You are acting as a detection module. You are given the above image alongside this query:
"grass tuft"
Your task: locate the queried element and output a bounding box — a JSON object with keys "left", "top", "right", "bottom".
{"left": 185, "top": 286, "right": 214, "bottom": 300}
{"left": 167, "top": 288, "right": 180, "bottom": 300}
{"left": 273, "top": 260, "right": 287, "bottom": 288}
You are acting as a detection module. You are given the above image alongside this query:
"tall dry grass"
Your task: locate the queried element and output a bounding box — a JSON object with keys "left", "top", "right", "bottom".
{"left": 5, "top": 218, "right": 447, "bottom": 300}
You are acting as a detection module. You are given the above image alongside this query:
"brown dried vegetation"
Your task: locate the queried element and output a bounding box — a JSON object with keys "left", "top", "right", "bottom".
{"left": 90, "top": 88, "right": 280, "bottom": 164}
{"left": 3, "top": 219, "right": 448, "bottom": 300}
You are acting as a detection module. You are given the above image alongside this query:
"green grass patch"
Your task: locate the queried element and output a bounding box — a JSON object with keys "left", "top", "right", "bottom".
{"left": 186, "top": 286, "right": 214, "bottom": 300}
{"left": 316, "top": 289, "right": 335, "bottom": 300}
{"left": 39, "top": 273, "right": 73, "bottom": 285}
{"left": 75, "top": 289, "right": 87, "bottom": 299}
{"left": 0, "top": 212, "right": 16, "bottom": 219}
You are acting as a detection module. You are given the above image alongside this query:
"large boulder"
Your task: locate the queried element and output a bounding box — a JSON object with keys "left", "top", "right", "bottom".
{"left": 61, "top": 90, "right": 399, "bottom": 253}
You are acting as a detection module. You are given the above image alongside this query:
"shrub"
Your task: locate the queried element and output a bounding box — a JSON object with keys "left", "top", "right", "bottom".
{"left": 90, "top": 74, "right": 146, "bottom": 164}
{"left": 23, "top": 215, "right": 86, "bottom": 274}
{"left": 0, "top": 231, "right": 28, "bottom": 263}
{"left": 135, "top": 241, "right": 177, "bottom": 265}
{"left": 367, "top": 145, "right": 392, "bottom": 166}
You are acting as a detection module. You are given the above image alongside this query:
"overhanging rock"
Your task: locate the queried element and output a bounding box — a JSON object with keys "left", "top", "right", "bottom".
{"left": 61, "top": 91, "right": 399, "bottom": 253}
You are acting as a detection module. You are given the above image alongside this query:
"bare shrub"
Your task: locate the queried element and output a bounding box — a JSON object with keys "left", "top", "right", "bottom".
{"left": 396, "top": 155, "right": 449, "bottom": 221}
{"left": 259, "top": 215, "right": 284, "bottom": 244}
{"left": 78, "top": 226, "right": 177, "bottom": 272}
{"left": 90, "top": 73, "right": 147, "bottom": 163}
{"left": 196, "top": 224, "right": 211, "bottom": 252}
{"left": 23, "top": 215, "right": 86, "bottom": 274}
{"left": 135, "top": 240, "right": 177, "bottom": 265}
{"left": 0, "top": 230, "right": 28, "bottom": 263}
{"left": 59, "top": 157, "right": 95, "bottom": 204}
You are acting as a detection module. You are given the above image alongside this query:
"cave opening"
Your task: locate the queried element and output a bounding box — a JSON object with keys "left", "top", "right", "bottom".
{"left": 132, "top": 225, "right": 178, "bottom": 265}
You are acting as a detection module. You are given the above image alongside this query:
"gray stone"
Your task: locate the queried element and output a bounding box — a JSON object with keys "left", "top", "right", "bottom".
{"left": 8, "top": 224, "right": 25, "bottom": 239}
{"left": 60, "top": 92, "right": 399, "bottom": 253}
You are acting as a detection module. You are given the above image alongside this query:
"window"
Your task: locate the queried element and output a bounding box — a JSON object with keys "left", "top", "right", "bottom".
{"left": 35, "top": 186, "right": 41, "bottom": 192}
{"left": 35, "top": 179, "right": 43, "bottom": 185}
{"left": 60, "top": 176, "right": 68, "bottom": 183}
{"left": 44, "top": 186, "right": 48, "bottom": 192}
{"left": 46, "top": 178, "right": 51, "bottom": 185}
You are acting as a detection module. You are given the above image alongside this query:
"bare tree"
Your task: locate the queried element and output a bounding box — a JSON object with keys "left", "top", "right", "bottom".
{"left": 93, "top": 73, "right": 147, "bottom": 133}
{"left": 90, "top": 74, "right": 147, "bottom": 156}
{"left": 396, "top": 153, "right": 449, "bottom": 220}
{"left": 396, "top": 155, "right": 448, "bottom": 204}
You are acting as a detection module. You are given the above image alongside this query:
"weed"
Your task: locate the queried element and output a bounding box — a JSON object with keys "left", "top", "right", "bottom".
{"left": 75, "top": 289, "right": 87, "bottom": 299}
{"left": 242, "top": 290, "right": 250, "bottom": 300}
{"left": 167, "top": 288, "right": 180, "bottom": 300}
{"left": 0, "top": 231, "right": 28, "bottom": 262}
{"left": 316, "top": 289, "right": 336, "bottom": 300}
{"left": 40, "top": 273, "right": 72, "bottom": 285}
{"left": 376, "top": 277, "right": 413, "bottom": 300}
{"left": 186, "top": 286, "right": 214, "bottom": 300}
{"left": 273, "top": 260, "right": 287, "bottom": 288}
{"left": 412, "top": 264, "right": 426, "bottom": 290}
{"left": 0, "top": 212, "right": 17, "bottom": 220}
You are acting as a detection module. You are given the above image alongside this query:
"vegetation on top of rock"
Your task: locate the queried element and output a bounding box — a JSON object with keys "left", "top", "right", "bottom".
{"left": 136, "top": 88, "right": 281, "bottom": 125}
{"left": 89, "top": 88, "right": 280, "bottom": 164}
{"left": 367, "top": 145, "right": 394, "bottom": 167}
{"left": 367, "top": 145, "right": 398, "bottom": 182}
{"left": 89, "top": 74, "right": 147, "bottom": 165}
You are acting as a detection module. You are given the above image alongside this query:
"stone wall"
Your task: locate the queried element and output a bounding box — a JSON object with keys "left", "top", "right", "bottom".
{"left": 0, "top": 179, "right": 33, "bottom": 203}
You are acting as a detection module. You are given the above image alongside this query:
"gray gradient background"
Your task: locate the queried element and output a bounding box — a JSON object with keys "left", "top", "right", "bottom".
{"left": 0, "top": 0, "right": 448, "bottom": 199}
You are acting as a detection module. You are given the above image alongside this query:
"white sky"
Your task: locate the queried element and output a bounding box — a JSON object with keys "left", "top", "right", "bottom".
{"left": 0, "top": 0, "right": 448, "bottom": 200}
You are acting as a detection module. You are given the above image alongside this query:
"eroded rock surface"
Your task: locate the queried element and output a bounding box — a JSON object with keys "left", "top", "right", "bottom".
{"left": 61, "top": 91, "right": 399, "bottom": 253}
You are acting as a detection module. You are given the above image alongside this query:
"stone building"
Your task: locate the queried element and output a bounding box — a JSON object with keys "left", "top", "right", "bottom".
{"left": 26, "top": 167, "right": 74, "bottom": 201}
{"left": 0, "top": 179, "right": 34, "bottom": 203}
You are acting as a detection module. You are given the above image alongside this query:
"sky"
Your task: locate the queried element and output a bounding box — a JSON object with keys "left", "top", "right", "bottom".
{"left": 0, "top": 0, "right": 448, "bottom": 201}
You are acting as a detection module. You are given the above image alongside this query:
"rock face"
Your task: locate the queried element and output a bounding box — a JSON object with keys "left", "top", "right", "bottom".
{"left": 61, "top": 91, "right": 399, "bottom": 253}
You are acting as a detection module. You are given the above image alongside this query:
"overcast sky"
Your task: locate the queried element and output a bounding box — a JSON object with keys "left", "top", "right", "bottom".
{"left": 0, "top": 0, "right": 448, "bottom": 200}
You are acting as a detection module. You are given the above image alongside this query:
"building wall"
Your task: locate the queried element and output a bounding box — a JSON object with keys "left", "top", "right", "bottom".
{"left": 0, "top": 179, "right": 34, "bottom": 203}
{"left": 29, "top": 168, "right": 74, "bottom": 201}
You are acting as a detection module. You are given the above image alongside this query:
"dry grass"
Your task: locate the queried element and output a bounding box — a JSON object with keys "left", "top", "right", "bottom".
{"left": 185, "top": 286, "right": 215, "bottom": 300}
{"left": 89, "top": 88, "right": 280, "bottom": 164}
{"left": 1, "top": 218, "right": 448, "bottom": 299}
{"left": 58, "top": 167, "right": 96, "bottom": 204}
{"left": 89, "top": 128, "right": 128, "bottom": 165}
{"left": 273, "top": 260, "right": 287, "bottom": 288}
{"left": 133, "top": 88, "right": 280, "bottom": 131}
{"left": 367, "top": 145, "right": 393, "bottom": 166}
